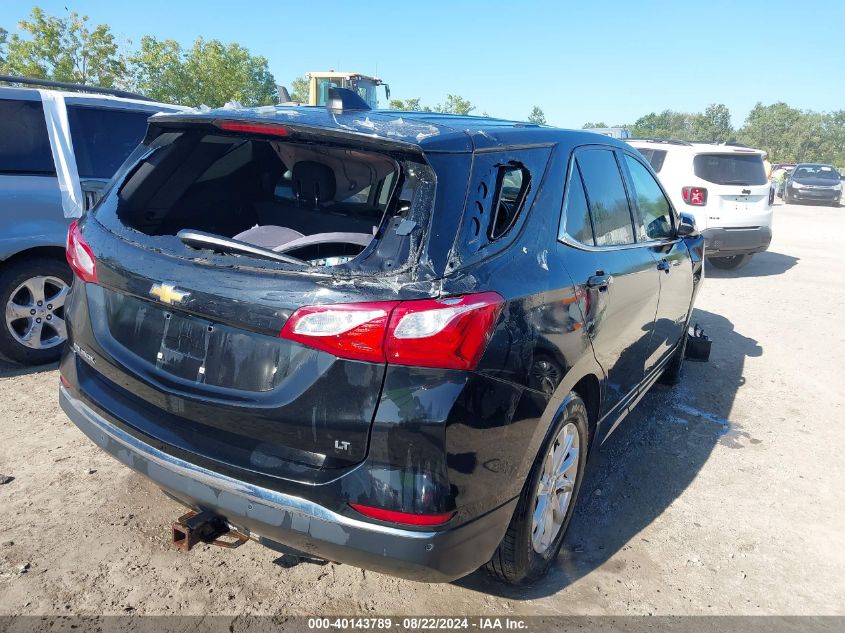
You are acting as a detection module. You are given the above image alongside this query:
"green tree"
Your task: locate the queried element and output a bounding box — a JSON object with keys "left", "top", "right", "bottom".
{"left": 127, "top": 36, "right": 186, "bottom": 102}
{"left": 289, "top": 75, "right": 308, "bottom": 103}
{"left": 434, "top": 94, "right": 474, "bottom": 115}
{"left": 388, "top": 97, "right": 429, "bottom": 111}
{"left": 582, "top": 121, "right": 608, "bottom": 129}
{"left": 0, "top": 27, "right": 8, "bottom": 67}
{"left": 690, "top": 103, "right": 733, "bottom": 142}
{"left": 129, "top": 36, "right": 275, "bottom": 107}
{"left": 527, "top": 106, "right": 546, "bottom": 125}
{"left": 737, "top": 102, "right": 802, "bottom": 161}
{"left": 4, "top": 7, "right": 125, "bottom": 86}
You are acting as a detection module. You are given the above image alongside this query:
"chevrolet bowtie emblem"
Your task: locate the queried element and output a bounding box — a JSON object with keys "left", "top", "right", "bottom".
{"left": 149, "top": 283, "right": 189, "bottom": 305}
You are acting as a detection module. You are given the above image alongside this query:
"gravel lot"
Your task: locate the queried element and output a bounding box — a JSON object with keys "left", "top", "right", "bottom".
{"left": 1, "top": 201, "right": 843, "bottom": 617}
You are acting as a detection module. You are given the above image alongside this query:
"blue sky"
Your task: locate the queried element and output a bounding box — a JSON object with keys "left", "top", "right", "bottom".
{"left": 2, "top": 0, "right": 843, "bottom": 127}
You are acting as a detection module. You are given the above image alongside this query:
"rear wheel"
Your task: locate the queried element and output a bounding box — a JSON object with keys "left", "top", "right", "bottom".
{"left": 486, "top": 393, "right": 589, "bottom": 585}
{"left": 708, "top": 254, "right": 752, "bottom": 270}
{"left": 0, "top": 257, "right": 72, "bottom": 365}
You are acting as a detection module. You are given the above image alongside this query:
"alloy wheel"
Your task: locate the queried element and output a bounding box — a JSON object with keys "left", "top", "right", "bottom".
{"left": 4, "top": 276, "right": 69, "bottom": 350}
{"left": 531, "top": 421, "right": 580, "bottom": 554}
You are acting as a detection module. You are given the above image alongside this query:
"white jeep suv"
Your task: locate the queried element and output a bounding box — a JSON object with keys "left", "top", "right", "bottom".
{"left": 626, "top": 139, "right": 774, "bottom": 270}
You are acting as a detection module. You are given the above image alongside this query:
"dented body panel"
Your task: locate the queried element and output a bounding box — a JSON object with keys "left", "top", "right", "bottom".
{"left": 59, "top": 106, "right": 703, "bottom": 581}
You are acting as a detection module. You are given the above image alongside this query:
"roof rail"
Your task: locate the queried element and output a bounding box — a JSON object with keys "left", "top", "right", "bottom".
{"left": 625, "top": 137, "right": 693, "bottom": 146}
{"left": 0, "top": 74, "right": 153, "bottom": 102}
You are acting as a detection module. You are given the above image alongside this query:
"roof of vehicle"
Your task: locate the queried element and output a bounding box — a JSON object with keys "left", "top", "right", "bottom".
{"left": 0, "top": 85, "right": 183, "bottom": 111}
{"left": 626, "top": 138, "right": 765, "bottom": 155}
{"left": 148, "top": 105, "right": 631, "bottom": 153}
{"left": 794, "top": 162, "right": 838, "bottom": 169}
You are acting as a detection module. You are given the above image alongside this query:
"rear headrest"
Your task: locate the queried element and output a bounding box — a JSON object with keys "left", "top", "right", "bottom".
{"left": 292, "top": 161, "right": 336, "bottom": 207}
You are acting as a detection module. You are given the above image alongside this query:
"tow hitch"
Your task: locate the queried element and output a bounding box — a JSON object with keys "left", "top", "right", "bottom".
{"left": 172, "top": 510, "right": 249, "bottom": 552}
{"left": 685, "top": 323, "right": 711, "bottom": 362}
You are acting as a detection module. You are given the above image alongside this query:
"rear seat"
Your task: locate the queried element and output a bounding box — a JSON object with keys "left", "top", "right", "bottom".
{"left": 233, "top": 161, "right": 382, "bottom": 252}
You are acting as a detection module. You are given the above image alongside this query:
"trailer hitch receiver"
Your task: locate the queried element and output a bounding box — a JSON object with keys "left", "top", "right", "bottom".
{"left": 172, "top": 510, "right": 249, "bottom": 552}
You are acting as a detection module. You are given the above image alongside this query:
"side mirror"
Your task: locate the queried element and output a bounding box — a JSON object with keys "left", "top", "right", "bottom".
{"left": 677, "top": 213, "right": 699, "bottom": 238}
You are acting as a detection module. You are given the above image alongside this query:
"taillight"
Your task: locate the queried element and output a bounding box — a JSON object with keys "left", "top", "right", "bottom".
{"left": 280, "top": 301, "right": 397, "bottom": 364}
{"left": 66, "top": 220, "right": 98, "bottom": 283}
{"left": 279, "top": 292, "right": 505, "bottom": 370}
{"left": 348, "top": 503, "right": 455, "bottom": 526}
{"left": 214, "top": 120, "right": 290, "bottom": 136}
{"left": 386, "top": 293, "right": 504, "bottom": 370}
{"left": 682, "top": 186, "right": 708, "bottom": 206}
{"left": 768, "top": 186, "right": 775, "bottom": 206}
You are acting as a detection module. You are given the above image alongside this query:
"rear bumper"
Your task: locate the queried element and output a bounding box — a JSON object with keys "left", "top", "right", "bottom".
{"left": 59, "top": 386, "right": 515, "bottom": 582}
{"left": 702, "top": 226, "right": 772, "bottom": 257}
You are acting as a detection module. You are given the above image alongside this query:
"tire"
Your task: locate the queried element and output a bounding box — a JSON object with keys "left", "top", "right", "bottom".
{"left": 708, "top": 254, "right": 752, "bottom": 270}
{"left": 0, "top": 257, "right": 72, "bottom": 365}
{"left": 485, "top": 393, "right": 589, "bottom": 585}
{"left": 659, "top": 327, "right": 688, "bottom": 386}
{"left": 783, "top": 191, "right": 791, "bottom": 204}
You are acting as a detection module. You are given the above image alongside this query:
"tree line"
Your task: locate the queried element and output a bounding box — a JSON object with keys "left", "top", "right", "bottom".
{"left": 584, "top": 102, "right": 845, "bottom": 167}
{"left": 0, "top": 7, "right": 547, "bottom": 119}
{"left": 3, "top": 7, "right": 838, "bottom": 166}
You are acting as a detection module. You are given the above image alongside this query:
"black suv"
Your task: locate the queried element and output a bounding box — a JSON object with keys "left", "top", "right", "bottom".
{"left": 58, "top": 98, "right": 703, "bottom": 584}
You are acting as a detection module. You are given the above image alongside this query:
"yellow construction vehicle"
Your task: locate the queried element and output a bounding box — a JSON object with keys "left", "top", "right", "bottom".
{"left": 279, "top": 71, "right": 390, "bottom": 109}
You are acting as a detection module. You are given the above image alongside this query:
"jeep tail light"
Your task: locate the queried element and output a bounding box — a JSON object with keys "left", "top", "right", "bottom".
{"left": 66, "top": 220, "right": 98, "bottom": 283}
{"left": 349, "top": 503, "right": 455, "bottom": 526}
{"left": 279, "top": 292, "right": 505, "bottom": 370}
{"left": 768, "top": 186, "right": 775, "bottom": 206}
{"left": 682, "top": 186, "right": 707, "bottom": 206}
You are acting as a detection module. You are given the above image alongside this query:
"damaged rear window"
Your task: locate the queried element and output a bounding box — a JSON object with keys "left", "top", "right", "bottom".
{"left": 94, "top": 128, "right": 435, "bottom": 274}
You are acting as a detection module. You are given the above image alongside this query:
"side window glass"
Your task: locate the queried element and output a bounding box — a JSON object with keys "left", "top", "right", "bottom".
{"left": 489, "top": 164, "right": 530, "bottom": 240}
{"left": 67, "top": 106, "right": 151, "bottom": 178}
{"left": 577, "top": 149, "right": 635, "bottom": 246}
{"left": 560, "top": 162, "right": 594, "bottom": 245}
{"left": 624, "top": 154, "right": 675, "bottom": 240}
{"left": 0, "top": 99, "right": 55, "bottom": 175}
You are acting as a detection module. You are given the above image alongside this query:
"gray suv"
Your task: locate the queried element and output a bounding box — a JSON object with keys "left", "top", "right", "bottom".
{"left": 0, "top": 80, "right": 180, "bottom": 364}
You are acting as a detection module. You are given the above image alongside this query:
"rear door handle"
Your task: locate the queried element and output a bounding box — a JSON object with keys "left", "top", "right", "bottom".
{"left": 587, "top": 272, "right": 613, "bottom": 290}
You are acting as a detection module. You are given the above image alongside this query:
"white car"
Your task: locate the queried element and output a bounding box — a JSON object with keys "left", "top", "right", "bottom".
{"left": 626, "top": 139, "right": 774, "bottom": 270}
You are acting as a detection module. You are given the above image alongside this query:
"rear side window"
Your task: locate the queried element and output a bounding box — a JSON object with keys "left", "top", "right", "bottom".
{"left": 0, "top": 99, "right": 55, "bottom": 175}
{"left": 693, "top": 153, "right": 767, "bottom": 186}
{"left": 67, "top": 106, "right": 152, "bottom": 178}
{"left": 560, "top": 163, "right": 594, "bottom": 245}
{"left": 576, "top": 149, "right": 635, "bottom": 246}
{"left": 635, "top": 148, "right": 667, "bottom": 173}
{"left": 623, "top": 154, "right": 675, "bottom": 240}
{"left": 489, "top": 164, "right": 530, "bottom": 239}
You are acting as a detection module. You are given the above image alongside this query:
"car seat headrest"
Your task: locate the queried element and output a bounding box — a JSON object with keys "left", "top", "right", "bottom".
{"left": 292, "top": 161, "right": 336, "bottom": 208}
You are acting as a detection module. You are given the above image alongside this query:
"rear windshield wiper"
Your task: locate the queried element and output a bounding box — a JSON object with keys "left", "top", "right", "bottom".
{"left": 722, "top": 180, "right": 752, "bottom": 185}
{"left": 177, "top": 229, "right": 307, "bottom": 266}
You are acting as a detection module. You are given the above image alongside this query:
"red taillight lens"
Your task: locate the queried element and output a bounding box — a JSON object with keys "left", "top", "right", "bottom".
{"left": 214, "top": 120, "right": 290, "bottom": 136}
{"left": 386, "top": 292, "right": 504, "bottom": 370}
{"left": 279, "top": 292, "right": 504, "bottom": 370}
{"left": 59, "top": 375, "right": 70, "bottom": 388}
{"left": 66, "top": 220, "right": 98, "bottom": 283}
{"left": 280, "top": 301, "right": 399, "bottom": 363}
{"left": 348, "top": 503, "right": 454, "bottom": 526}
{"left": 682, "top": 186, "right": 707, "bottom": 206}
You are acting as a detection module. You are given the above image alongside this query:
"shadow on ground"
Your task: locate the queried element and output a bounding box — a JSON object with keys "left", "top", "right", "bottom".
{"left": 706, "top": 251, "right": 799, "bottom": 279}
{"left": 454, "top": 308, "right": 762, "bottom": 598}
{"left": 0, "top": 358, "right": 57, "bottom": 379}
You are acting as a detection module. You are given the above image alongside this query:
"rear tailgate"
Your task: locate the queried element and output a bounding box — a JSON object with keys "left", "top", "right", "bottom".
{"left": 69, "top": 220, "right": 437, "bottom": 482}
{"left": 692, "top": 152, "right": 772, "bottom": 228}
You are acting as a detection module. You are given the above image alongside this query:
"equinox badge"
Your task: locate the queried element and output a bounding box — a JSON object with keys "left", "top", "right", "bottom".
{"left": 149, "top": 283, "right": 189, "bottom": 305}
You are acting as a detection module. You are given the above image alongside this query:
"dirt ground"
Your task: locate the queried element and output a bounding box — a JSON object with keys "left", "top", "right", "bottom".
{"left": 1, "top": 201, "right": 843, "bottom": 617}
